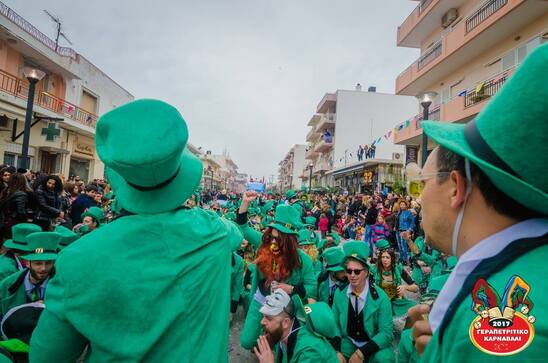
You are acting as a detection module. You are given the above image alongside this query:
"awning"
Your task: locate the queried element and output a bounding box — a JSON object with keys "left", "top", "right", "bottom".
{"left": 39, "top": 146, "right": 70, "bottom": 155}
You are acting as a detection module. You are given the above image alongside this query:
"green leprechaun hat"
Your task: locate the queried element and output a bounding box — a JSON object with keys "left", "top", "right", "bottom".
{"left": 321, "top": 247, "right": 345, "bottom": 272}
{"left": 96, "top": 99, "right": 203, "bottom": 214}
{"left": 21, "top": 232, "right": 61, "bottom": 261}
{"left": 375, "top": 239, "right": 391, "bottom": 251}
{"left": 343, "top": 240, "right": 370, "bottom": 266}
{"left": 285, "top": 189, "right": 297, "bottom": 200}
{"left": 423, "top": 44, "right": 548, "bottom": 215}
{"left": 267, "top": 205, "right": 301, "bottom": 235}
{"left": 297, "top": 229, "right": 315, "bottom": 246}
{"left": 304, "top": 216, "right": 316, "bottom": 227}
{"left": 3, "top": 223, "right": 41, "bottom": 251}
{"left": 292, "top": 296, "right": 337, "bottom": 339}
{"left": 54, "top": 226, "right": 78, "bottom": 250}
{"left": 81, "top": 207, "right": 105, "bottom": 225}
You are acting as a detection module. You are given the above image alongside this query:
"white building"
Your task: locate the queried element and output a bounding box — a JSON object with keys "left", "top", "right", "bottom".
{"left": 278, "top": 144, "right": 306, "bottom": 191}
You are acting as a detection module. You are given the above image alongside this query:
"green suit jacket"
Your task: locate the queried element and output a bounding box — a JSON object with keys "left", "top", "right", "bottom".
{"left": 331, "top": 284, "right": 394, "bottom": 352}
{"left": 276, "top": 325, "right": 339, "bottom": 363}
{"left": 29, "top": 208, "right": 243, "bottom": 363}
{"left": 0, "top": 269, "right": 28, "bottom": 317}
{"left": 0, "top": 255, "right": 19, "bottom": 283}
{"left": 421, "top": 237, "right": 548, "bottom": 362}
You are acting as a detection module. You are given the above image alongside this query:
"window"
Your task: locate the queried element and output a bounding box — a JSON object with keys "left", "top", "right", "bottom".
{"left": 502, "top": 51, "right": 516, "bottom": 71}
{"left": 501, "top": 36, "right": 543, "bottom": 71}
{"left": 3, "top": 152, "right": 15, "bottom": 166}
{"left": 80, "top": 89, "right": 98, "bottom": 114}
{"left": 441, "top": 87, "right": 451, "bottom": 104}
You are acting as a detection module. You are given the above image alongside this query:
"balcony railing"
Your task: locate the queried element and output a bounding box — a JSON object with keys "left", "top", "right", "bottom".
{"left": 417, "top": 41, "right": 442, "bottom": 70}
{"left": 464, "top": 75, "right": 507, "bottom": 108}
{"left": 419, "top": 0, "right": 434, "bottom": 14}
{"left": 0, "top": 1, "right": 77, "bottom": 59}
{"left": 466, "top": 0, "right": 508, "bottom": 33}
{"left": 0, "top": 69, "right": 98, "bottom": 127}
{"left": 416, "top": 105, "right": 441, "bottom": 130}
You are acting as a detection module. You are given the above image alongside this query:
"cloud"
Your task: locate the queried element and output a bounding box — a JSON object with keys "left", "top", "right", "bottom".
{"left": 4, "top": 0, "right": 418, "bottom": 180}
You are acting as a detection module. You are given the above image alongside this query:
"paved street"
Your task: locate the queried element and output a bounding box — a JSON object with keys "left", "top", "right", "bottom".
{"left": 229, "top": 307, "right": 256, "bottom": 363}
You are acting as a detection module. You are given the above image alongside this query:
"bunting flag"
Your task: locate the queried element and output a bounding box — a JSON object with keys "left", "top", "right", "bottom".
{"left": 405, "top": 120, "right": 410, "bottom": 128}
{"left": 388, "top": 130, "right": 392, "bottom": 138}
{"left": 376, "top": 137, "right": 381, "bottom": 144}
{"left": 458, "top": 90, "right": 467, "bottom": 97}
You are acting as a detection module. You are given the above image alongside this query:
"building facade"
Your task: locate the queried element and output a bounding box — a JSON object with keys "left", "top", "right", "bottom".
{"left": 303, "top": 87, "right": 417, "bottom": 189}
{"left": 0, "top": 2, "right": 133, "bottom": 181}
{"left": 394, "top": 0, "right": 548, "bottom": 164}
{"left": 278, "top": 144, "right": 306, "bottom": 191}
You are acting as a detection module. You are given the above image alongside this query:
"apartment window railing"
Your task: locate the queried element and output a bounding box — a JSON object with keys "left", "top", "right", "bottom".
{"left": 0, "top": 1, "right": 77, "bottom": 59}
{"left": 466, "top": 0, "right": 508, "bottom": 33}
{"left": 0, "top": 69, "right": 98, "bottom": 127}
{"left": 419, "top": 0, "right": 434, "bottom": 14}
{"left": 464, "top": 76, "right": 507, "bottom": 108}
{"left": 417, "top": 41, "right": 442, "bottom": 70}
{"left": 415, "top": 105, "right": 441, "bottom": 130}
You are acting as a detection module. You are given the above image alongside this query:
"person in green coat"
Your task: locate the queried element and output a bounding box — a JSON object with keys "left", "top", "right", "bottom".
{"left": 331, "top": 241, "right": 395, "bottom": 363}
{"left": 230, "top": 252, "right": 244, "bottom": 322}
{"left": 316, "top": 246, "right": 347, "bottom": 307}
{"left": 0, "top": 232, "right": 60, "bottom": 317}
{"left": 297, "top": 229, "right": 322, "bottom": 278}
{"left": 253, "top": 289, "right": 339, "bottom": 363}
{"left": 29, "top": 99, "right": 243, "bottom": 363}
{"left": 303, "top": 216, "right": 320, "bottom": 246}
{"left": 237, "top": 191, "right": 317, "bottom": 350}
{"left": 0, "top": 224, "right": 41, "bottom": 281}
{"left": 409, "top": 45, "right": 548, "bottom": 362}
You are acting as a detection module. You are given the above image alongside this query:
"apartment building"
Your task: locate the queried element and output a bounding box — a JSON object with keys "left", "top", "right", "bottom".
{"left": 278, "top": 144, "right": 306, "bottom": 191}
{"left": 0, "top": 2, "right": 133, "bottom": 180}
{"left": 394, "top": 0, "right": 548, "bottom": 164}
{"left": 302, "top": 87, "right": 416, "bottom": 192}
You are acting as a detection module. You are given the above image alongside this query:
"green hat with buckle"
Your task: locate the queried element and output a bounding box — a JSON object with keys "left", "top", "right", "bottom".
{"left": 54, "top": 225, "right": 78, "bottom": 250}
{"left": 21, "top": 232, "right": 61, "bottom": 261}
{"left": 267, "top": 205, "right": 301, "bottom": 235}
{"left": 285, "top": 189, "right": 297, "bottom": 200}
{"left": 3, "top": 223, "right": 41, "bottom": 251}
{"left": 322, "top": 247, "right": 345, "bottom": 272}
{"left": 375, "top": 239, "right": 391, "bottom": 251}
{"left": 96, "top": 99, "right": 203, "bottom": 215}
{"left": 81, "top": 207, "right": 105, "bottom": 225}
{"left": 297, "top": 229, "right": 315, "bottom": 246}
{"left": 423, "top": 44, "right": 548, "bottom": 215}
{"left": 343, "top": 240, "right": 370, "bottom": 266}
{"left": 292, "top": 296, "right": 337, "bottom": 339}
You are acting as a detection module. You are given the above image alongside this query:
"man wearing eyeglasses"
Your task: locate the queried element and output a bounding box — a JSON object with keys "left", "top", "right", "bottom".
{"left": 330, "top": 241, "right": 394, "bottom": 363}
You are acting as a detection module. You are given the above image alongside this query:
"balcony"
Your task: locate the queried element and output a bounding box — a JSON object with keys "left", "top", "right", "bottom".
{"left": 306, "top": 127, "right": 320, "bottom": 142}
{"left": 316, "top": 93, "right": 336, "bottom": 114}
{"left": 0, "top": 69, "right": 98, "bottom": 127}
{"left": 395, "top": 0, "right": 540, "bottom": 96}
{"left": 307, "top": 113, "right": 321, "bottom": 126}
{"left": 464, "top": 73, "right": 508, "bottom": 108}
{"left": 305, "top": 146, "right": 319, "bottom": 160}
{"left": 314, "top": 138, "right": 334, "bottom": 153}
{"left": 315, "top": 113, "right": 336, "bottom": 133}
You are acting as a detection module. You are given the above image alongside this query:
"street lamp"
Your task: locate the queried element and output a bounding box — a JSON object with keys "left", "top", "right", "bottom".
{"left": 308, "top": 163, "right": 313, "bottom": 192}
{"left": 19, "top": 66, "right": 46, "bottom": 169}
{"left": 416, "top": 91, "right": 438, "bottom": 166}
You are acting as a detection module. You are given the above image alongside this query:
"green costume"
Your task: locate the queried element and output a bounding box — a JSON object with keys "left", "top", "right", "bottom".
{"left": 30, "top": 100, "right": 243, "bottom": 363}
{"left": 420, "top": 45, "right": 548, "bottom": 362}
{"left": 397, "top": 328, "right": 419, "bottom": 363}
{"left": 331, "top": 241, "right": 395, "bottom": 362}
{"left": 297, "top": 230, "right": 322, "bottom": 278}
{"left": 0, "top": 224, "right": 40, "bottom": 281}
{"left": 230, "top": 252, "right": 244, "bottom": 314}
{"left": 408, "top": 236, "right": 440, "bottom": 291}
{"left": 238, "top": 205, "right": 316, "bottom": 350}
{"left": 81, "top": 206, "right": 105, "bottom": 226}
{"left": 317, "top": 247, "right": 346, "bottom": 307}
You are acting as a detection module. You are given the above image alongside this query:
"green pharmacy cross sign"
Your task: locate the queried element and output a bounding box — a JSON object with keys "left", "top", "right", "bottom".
{"left": 42, "top": 122, "right": 61, "bottom": 141}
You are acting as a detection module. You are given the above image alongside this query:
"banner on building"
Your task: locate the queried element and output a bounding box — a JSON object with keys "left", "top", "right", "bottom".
{"left": 405, "top": 145, "right": 419, "bottom": 165}
{"left": 246, "top": 182, "right": 265, "bottom": 192}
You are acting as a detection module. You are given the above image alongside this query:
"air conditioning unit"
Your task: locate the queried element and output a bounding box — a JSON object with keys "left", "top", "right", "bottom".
{"left": 392, "top": 152, "right": 403, "bottom": 160}
{"left": 442, "top": 8, "right": 458, "bottom": 28}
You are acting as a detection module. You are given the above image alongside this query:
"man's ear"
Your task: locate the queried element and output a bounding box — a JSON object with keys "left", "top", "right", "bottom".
{"left": 449, "top": 170, "right": 469, "bottom": 210}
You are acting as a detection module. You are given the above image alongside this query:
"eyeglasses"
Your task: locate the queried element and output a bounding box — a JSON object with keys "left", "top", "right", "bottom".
{"left": 405, "top": 163, "right": 450, "bottom": 198}
{"left": 345, "top": 268, "right": 365, "bottom": 275}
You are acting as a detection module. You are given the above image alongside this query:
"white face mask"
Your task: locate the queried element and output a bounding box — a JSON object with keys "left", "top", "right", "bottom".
{"left": 451, "top": 159, "right": 472, "bottom": 256}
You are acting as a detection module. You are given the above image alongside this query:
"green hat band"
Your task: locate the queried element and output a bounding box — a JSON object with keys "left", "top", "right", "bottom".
{"left": 126, "top": 165, "right": 181, "bottom": 191}
{"left": 274, "top": 221, "right": 297, "bottom": 232}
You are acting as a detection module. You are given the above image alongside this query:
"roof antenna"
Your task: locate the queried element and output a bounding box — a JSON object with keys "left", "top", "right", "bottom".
{"left": 43, "top": 10, "right": 73, "bottom": 51}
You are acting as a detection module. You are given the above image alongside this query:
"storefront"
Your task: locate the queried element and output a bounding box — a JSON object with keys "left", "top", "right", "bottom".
{"left": 69, "top": 136, "right": 95, "bottom": 181}
{"left": 328, "top": 159, "right": 404, "bottom": 194}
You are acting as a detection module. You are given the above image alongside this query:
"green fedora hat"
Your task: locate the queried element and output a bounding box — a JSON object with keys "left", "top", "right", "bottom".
{"left": 96, "top": 99, "right": 203, "bottom": 214}
{"left": 54, "top": 225, "right": 78, "bottom": 250}
{"left": 321, "top": 247, "right": 345, "bottom": 272}
{"left": 285, "top": 189, "right": 297, "bottom": 200}
{"left": 297, "top": 229, "right": 315, "bottom": 246}
{"left": 81, "top": 207, "right": 105, "bottom": 225}
{"left": 21, "top": 232, "right": 61, "bottom": 261}
{"left": 267, "top": 205, "right": 301, "bottom": 235}
{"left": 292, "top": 296, "right": 337, "bottom": 339}
{"left": 423, "top": 44, "right": 548, "bottom": 215}
{"left": 343, "top": 240, "right": 370, "bottom": 266}
{"left": 3, "top": 223, "right": 41, "bottom": 251}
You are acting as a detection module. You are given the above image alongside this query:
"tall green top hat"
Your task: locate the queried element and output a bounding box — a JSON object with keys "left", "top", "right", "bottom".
{"left": 285, "top": 189, "right": 297, "bottom": 200}
{"left": 21, "top": 232, "right": 61, "bottom": 261}
{"left": 81, "top": 207, "right": 105, "bottom": 225}
{"left": 54, "top": 226, "right": 78, "bottom": 250}
{"left": 96, "top": 99, "right": 203, "bottom": 214}
{"left": 343, "top": 240, "right": 370, "bottom": 266}
{"left": 321, "top": 247, "right": 345, "bottom": 272}
{"left": 297, "top": 229, "right": 315, "bottom": 246}
{"left": 267, "top": 205, "right": 301, "bottom": 235}
{"left": 3, "top": 223, "right": 41, "bottom": 251}
{"left": 423, "top": 44, "right": 548, "bottom": 215}
{"left": 292, "top": 296, "right": 337, "bottom": 339}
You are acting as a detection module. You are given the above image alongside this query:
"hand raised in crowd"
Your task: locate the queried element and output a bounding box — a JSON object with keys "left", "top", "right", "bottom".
{"left": 239, "top": 191, "right": 258, "bottom": 213}
{"left": 336, "top": 351, "right": 347, "bottom": 363}
{"left": 408, "top": 304, "right": 433, "bottom": 356}
{"left": 253, "top": 335, "right": 275, "bottom": 363}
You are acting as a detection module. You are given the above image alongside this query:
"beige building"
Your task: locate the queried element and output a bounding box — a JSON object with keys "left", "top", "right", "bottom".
{"left": 278, "top": 144, "right": 306, "bottom": 192}
{"left": 394, "top": 0, "right": 548, "bottom": 164}
{"left": 0, "top": 2, "right": 133, "bottom": 180}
